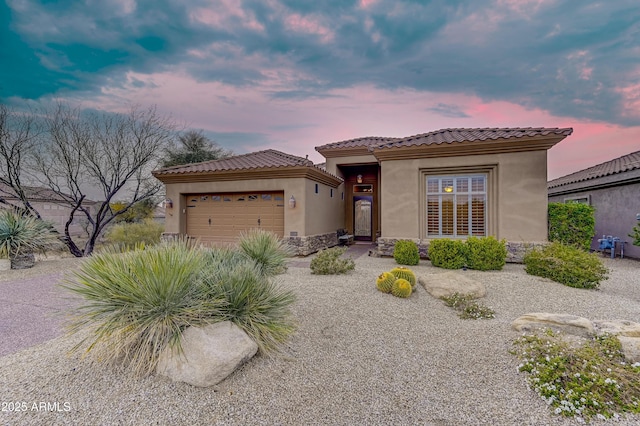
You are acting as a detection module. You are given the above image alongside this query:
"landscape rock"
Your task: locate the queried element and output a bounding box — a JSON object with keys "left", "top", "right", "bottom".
{"left": 592, "top": 320, "right": 640, "bottom": 337}
{"left": 511, "top": 313, "right": 595, "bottom": 337}
{"left": 617, "top": 336, "right": 640, "bottom": 363}
{"left": 156, "top": 321, "right": 258, "bottom": 387}
{"left": 419, "top": 271, "right": 486, "bottom": 299}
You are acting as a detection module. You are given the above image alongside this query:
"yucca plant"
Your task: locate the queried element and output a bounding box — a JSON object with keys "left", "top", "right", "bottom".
{"left": 0, "top": 208, "right": 62, "bottom": 268}
{"left": 237, "top": 228, "right": 292, "bottom": 277}
{"left": 201, "top": 251, "right": 297, "bottom": 353}
{"left": 63, "top": 240, "right": 226, "bottom": 376}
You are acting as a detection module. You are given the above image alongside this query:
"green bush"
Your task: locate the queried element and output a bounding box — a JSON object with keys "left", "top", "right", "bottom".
{"left": 465, "top": 236, "right": 507, "bottom": 271}
{"left": 104, "top": 219, "right": 164, "bottom": 248}
{"left": 63, "top": 240, "right": 224, "bottom": 376}
{"left": 393, "top": 240, "right": 420, "bottom": 265}
{"left": 427, "top": 239, "right": 467, "bottom": 269}
{"left": 63, "top": 240, "right": 297, "bottom": 375}
{"left": 201, "top": 253, "right": 296, "bottom": 353}
{"left": 513, "top": 330, "right": 640, "bottom": 420}
{"left": 238, "top": 229, "right": 292, "bottom": 277}
{"left": 548, "top": 202, "right": 595, "bottom": 251}
{"left": 523, "top": 242, "right": 608, "bottom": 289}
{"left": 630, "top": 223, "right": 640, "bottom": 247}
{"left": 310, "top": 246, "right": 355, "bottom": 275}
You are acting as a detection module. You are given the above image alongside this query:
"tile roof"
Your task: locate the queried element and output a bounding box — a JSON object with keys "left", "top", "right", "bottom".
{"left": 372, "top": 128, "right": 574, "bottom": 150}
{"left": 548, "top": 150, "right": 640, "bottom": 189}
{"left": 315, "top": 136, "right": 400, "bottom": 152}
{"left": 153, "top": 149, "right": 315, "bottom": 175}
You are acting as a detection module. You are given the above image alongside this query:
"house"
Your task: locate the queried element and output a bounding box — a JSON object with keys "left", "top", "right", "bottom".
{"left": 0, "top": 183, "right": 98, "bottom": 237}
{"left": 548, "top": 150, "right": 640, "bottom": 259}
{"left": 153, "top": 127, "right": 573, "bottom": 261}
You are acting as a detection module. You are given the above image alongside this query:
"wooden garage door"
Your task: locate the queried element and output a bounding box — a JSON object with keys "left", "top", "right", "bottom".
{"left": 186, "top": 192, "right": 285, "bottom": 246}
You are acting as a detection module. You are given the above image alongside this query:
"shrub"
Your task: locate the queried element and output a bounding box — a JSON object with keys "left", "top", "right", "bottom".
{"left": 465, "top": 236, "right": 507, "bottom": 271}
{"left": 630, "top": 223, "right": 640, "bottom": 247}
{"left": 393, "top": 240, "right": 420, "bottom": 265}
{"left": 238, "top": 229, "right": 292, "bottom": 277}
{"left": 512, "top": 330, "right": 640, "bottom": 420}
{"left": 63, "top": 240, "right": 224, "bottom": 376}
{"left": 548, "top": 202, "right": 596, "bottom": 251}
{"left": 440, "top": 293, "right": 495, "bottom": 319}
{"left": 0, "top": 208, "right": 62, "bottom": 267}
{"left": 428, "top": 239, "right": 467, "bottom": 269}
{"left": 201, "top": 253, "right": 296, "bottom": 353}
{"left": 104, "top": 219, "right": 164, "bottom": 248}
{"left": 310, "top": 246, "right": 355, "bottom": 275}
{"left": 523, "top": 242, "right": 608, "bottom": 289}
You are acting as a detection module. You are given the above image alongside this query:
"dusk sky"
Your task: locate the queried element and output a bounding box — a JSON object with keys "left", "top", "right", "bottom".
{"left": 2, "top": 0, "right": 639, "bottom": 180}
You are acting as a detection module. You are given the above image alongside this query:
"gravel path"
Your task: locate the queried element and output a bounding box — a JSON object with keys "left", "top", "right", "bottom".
{"left": 1, "top": 252, "right": 639, "bottom": 425}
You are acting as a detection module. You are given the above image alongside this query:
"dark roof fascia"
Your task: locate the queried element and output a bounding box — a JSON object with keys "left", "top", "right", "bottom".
{"left": 548, "top": 169, "right": 640, "bottom": 196}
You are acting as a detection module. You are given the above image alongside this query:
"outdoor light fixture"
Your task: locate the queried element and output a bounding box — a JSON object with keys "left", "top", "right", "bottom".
{"left": 165, "top": 198, "right": 173, "bottom": 209}
{"left": 289, "top": 195, "right": 296, "bottom": 209}
{"left": 356, "top": 174, "right": 363, "bottom": 183}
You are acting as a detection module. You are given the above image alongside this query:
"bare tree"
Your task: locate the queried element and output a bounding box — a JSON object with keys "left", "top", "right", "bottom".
{"left": 0, "top": 104, "right": 42, "bottom": 217}
{"left": 0, "top": 102, "right": 175, "bottom": 257}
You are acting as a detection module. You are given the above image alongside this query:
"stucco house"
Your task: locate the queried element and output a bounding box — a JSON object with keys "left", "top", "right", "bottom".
{"left": 548, "top": 149, "right": 640, "bottom": 259}
{"left": 0, "top": 183, "right": 98, "bottom": 237}
{"left": 153, "top": 127, "right": 572, "bottom": 261}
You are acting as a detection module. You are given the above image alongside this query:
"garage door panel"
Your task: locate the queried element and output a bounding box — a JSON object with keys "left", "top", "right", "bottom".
{"left": 186, "top": 191, "right": 285, "bottom": 246}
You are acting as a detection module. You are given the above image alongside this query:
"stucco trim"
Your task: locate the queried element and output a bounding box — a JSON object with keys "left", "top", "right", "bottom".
{"left": 371, "top": 136, "right": 565, "bottom": 161}
{"left": 155, "top": 166, "right": 343, "bottom": 187}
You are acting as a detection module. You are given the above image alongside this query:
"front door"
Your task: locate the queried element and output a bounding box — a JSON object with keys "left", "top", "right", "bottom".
{"left": 353, "top": 195, "right": 373, "bottom": 241}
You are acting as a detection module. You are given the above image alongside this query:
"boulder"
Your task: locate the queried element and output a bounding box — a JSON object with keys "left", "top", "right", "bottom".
{"left": 419, "top": 271, "right": 486, "bottom": 299}
{"left": 156, "top": 321, "right": 258, "bottom": 387}
{"left": 511, "top": 313, "right": 595, "bottom": 337}
{"left": 617, "top": 336, "right": 640, "bottom": 363}
{"left": 592, "top": 320, "right": 640, "bottom": 338}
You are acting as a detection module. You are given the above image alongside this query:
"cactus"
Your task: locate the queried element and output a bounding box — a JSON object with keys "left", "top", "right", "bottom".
{"left": 390, "top": 266, "right": 416, "bottom": 289}
{"left": 376, "top": 271, "right": 395, "bottom": 293}
{"left": 391, "top": 279, "right": 412, "bottom": 298}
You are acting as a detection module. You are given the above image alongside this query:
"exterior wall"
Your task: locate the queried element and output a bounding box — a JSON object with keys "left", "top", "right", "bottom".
{"left": 2, "top": 200, "right": 94, "bottom": 237}
{"left": 163, "top": 177, "right": 343, "bottom": 252}
{"left": 380, "top": 150, "right": 549, "bottom": 243}
{"left": 549, "top": 180, "right": 640, "bottom": 259}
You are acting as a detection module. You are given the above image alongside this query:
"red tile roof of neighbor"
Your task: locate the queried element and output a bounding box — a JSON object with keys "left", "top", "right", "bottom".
{"left": 315, "top": 136, "right": 400, "bottom": 152}
{"left": 153, "top": 149, "right": 326, "bottom": 175}
{"left": 548, "top": 150, "right": 640, "bottom": 189}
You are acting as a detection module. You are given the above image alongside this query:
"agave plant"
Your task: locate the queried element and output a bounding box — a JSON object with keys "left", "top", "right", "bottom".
{"left": 0, "top": 208, "right": 62, "bottom": 268}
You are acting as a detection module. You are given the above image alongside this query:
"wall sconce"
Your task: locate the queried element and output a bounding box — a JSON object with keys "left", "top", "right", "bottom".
{"left": 165, "top": 198, "right": 173, "bottom": 209}
{"left": 356, "top": 174, "right": 363, "bottom": 184}
{"left": 289, "top": 195, "right": 296, "bottom": 209}
{"left": 443, "top": 186, "right": 453, "bottom": 193}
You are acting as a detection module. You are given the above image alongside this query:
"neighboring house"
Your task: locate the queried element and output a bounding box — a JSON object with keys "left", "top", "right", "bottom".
{"left": 0, "top": 183, "right": 97, "bottom": 237}
{"left": 548, "top": 150, "right": 640, "bottom": 259}
{"left": 153, "top": 127, "right": 572, "bottom": 261}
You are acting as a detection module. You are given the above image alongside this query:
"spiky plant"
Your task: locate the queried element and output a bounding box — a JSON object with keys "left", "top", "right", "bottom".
{"left": 391, "top": 279, "right": 412, "bottom": 298}
{"left": 390, "top": 266, "right": 417, "bottom": 289}
{"left": 201, "top": 253, "right": 297, "bottom": 353}
{"left": 63, "top": 240, "right": 225, "bottom": 376}
{"left": 238, "top": 228, "right": 292, "bottom": 277}
{"left": 0, "top": 208, "right": 62, "bottom": 266}
{"left": 376, "top": 271, "right": 396, "bottom": 293}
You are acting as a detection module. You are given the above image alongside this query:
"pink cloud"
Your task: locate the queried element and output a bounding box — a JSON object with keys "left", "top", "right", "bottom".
{"left": 284, "top": 13, "right": 333, "bottom": 43}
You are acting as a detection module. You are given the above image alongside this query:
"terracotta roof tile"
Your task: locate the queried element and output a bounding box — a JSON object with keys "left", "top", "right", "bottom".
{"left": 372, "top": 128, "right": 574, "bottom": 150}
{"left": 154, "top": 149, "right": 315, "bottom": 175}
{"left": 315, "top": 136, "right": 400, "bottom": 152}
{"left": 548, "top": 150, "right": 640, "bottom": 189}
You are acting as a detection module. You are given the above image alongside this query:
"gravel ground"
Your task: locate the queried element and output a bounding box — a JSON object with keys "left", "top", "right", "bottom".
{"left": 1, "top": 252, "right": 639, "bottom": 425}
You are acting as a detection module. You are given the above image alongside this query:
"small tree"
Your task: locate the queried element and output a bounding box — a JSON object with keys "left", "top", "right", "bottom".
{"left": 162, "top": 130, "right": 232, "bottom": 167}
{"left": 548, "top": 202, "right": 595, "bottom": 251}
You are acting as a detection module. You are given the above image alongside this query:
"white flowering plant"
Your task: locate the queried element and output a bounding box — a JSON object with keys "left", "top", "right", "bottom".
{"left": 512, "top": 329, "right": 640, "bottom": 421}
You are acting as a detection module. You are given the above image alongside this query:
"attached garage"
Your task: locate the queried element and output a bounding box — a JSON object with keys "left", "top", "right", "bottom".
{"left": 185, "top": 191, "right": 284, "bottom": 246}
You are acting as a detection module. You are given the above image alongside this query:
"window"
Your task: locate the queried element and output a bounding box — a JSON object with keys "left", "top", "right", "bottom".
{"left": 426, "top": 175, "right": 487, "bottom": 237}
{"left": 315, "top": 183, "right": 319, "bottom": 194}
{"left": 330, "top": 188, "right": 333, "bottom": 198}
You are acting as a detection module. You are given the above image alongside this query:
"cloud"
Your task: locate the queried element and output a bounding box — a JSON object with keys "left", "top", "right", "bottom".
{"left": 426, "top": 103, "right": 470, "bottom": 118}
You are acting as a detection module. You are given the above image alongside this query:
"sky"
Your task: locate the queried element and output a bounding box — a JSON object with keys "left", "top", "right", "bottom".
{"left": 2, "top": 0, "right": 640, "bottom": 180}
